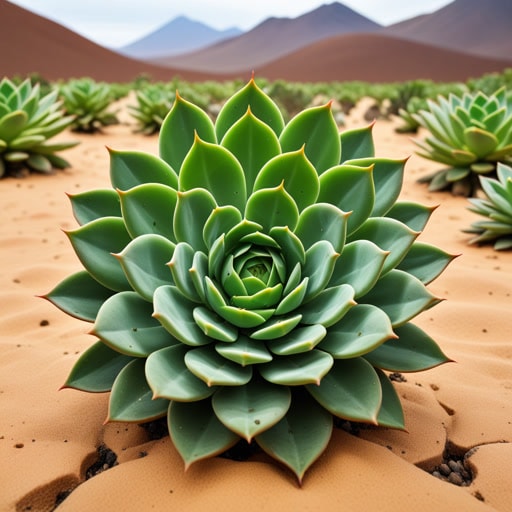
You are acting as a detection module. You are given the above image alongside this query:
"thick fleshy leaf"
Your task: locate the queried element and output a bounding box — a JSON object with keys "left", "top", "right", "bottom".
{"left": 212, "top": 380, "right": 291, "bottom": 441}
{"left": 463, "top": 127, "right": 498, "bottom": 158}
{"left": 66, "top": 217, "right": 131, "bottom": 292}
{"left": 215, "top": 77, "right": 285, "bottom": 140}
{"left": 108, "top": 148, "right": 178, "bottom": 191}
{"left": 259, "top": 350, "right": 334, "bottom": 386}
{"left": 169, "top": 399, "right": 240, "bottom": 469}
{"left": 203, "top": 205, "right": 242, "bottom": 250}
{"left": 179, "top": 135, "right": 246, "bottom": 211}
{"left": 385, "top": 202, "right": 436, "bottom": 232}
{"left": 250, "top": 313, "right": 302, "bottom": 340}
{"left": 146, "top": 344, "right": 215, "bottom": 401}
{"left": 359, "top": 270, "right": 439, "bottom": 327}
{"left": 215, "top": 334, "right": 273, "bottom": 366}
{"left": 329, "top": 240, "right": 388, "bottom": 298}
{"left": 319, "top": 304, "right": 396, "bottom": 358}
{"left": 168, "top": 242, "right": 202, "bottom": 302}
{"left": 68, "top": 189, "right": 121, "bottom": 225}
{"left": 173, "top": 188, "right": 217, "bottom": 252}
{"left": 116, "top": 234, "right": 175, "bottom": 301}
{"left": 43, "top": 270, "right": 115, "bottom": 322}
{"left": 119, "top": 183, "right": 177, "bottom": 241}
{"left": 349, "top": 217, "right": 419, "bottom": 274}
{"left": 0, "top": 110, "right": 28, "bottom": 142}
{"left": 318, "top": 164, "right": 374, "bottom": 234}
{"left": 275, "top": 277, "right": 308, "bottom": 316}
{"left": 245, "top": 182, "right": 299, "bottom": 233}
{"left": 307, "top": 357, "right": 381, "bottom": 423}
{"left": 269, "top": 226, "right": 305, "bottom": 270}
{"left": 253, "top": 148, "right": 319, "bottom": 211}
{"left": 63, "top": 341, "right": 133, "bottom": 392}
{"left": 221, "top": 107, "right": 281, "bottom": 193}
{"left": 153, "top": 285, "right": 212, "bottom": 346}
{"left": 93, "top": 291, "right": 176, "bottom": 356}
{"left": 159, "top": 91, "right": 216, "bottom": 171}
{"left": 397, "top": 242, "right": 456, "bottom": 285}
{"left": 268, "top": 324, "right": 327, "bottom": 355}
{"left": 374, "top": 368, "right": 405, "bottom": 429}
{"left": 302, "top": 240, "right": 339, "bottom": 301}
{"left": 344, "top": 157, "right": 406, "bottom": 217}
{"left": 294, "top": 203, "right": 349, "bottom": 252}
{"left": 108, "top": 359, "right": 169, "bottom": 422}
{"left": 256, "top": 391, "right": 333, "bottom": 483}
{"left": 365, "top": 322, "right": 451, "bottom": 371}
{"left": 280, "top": 103, "right": 341, "bottom": 174}
{"left": 193, "top": 306, "right": 238, "bottom": 342}
{"left": 339, "top": 122, "right": 375, "bottom": 161}
{"left": 300, "top": 284, "right": 355, "bottom": 327}
{"left": 185, "top": 346, "right": 252, "bottom": 386}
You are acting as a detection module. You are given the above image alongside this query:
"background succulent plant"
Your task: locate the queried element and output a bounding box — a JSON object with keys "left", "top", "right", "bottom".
{"left": 413, "top": 87, "right": 512, "bottom": 196}
{"left": 464, "top": 162, "right": 512, "bottom": 250}
{"left": 59, "top": 78, "right": 120, "bottom": 133}
{"left": 0, "top": 77, "right": 78, "bottom": 177}
{"left": 45, "top": 78, "right": 453, "bottom": 482}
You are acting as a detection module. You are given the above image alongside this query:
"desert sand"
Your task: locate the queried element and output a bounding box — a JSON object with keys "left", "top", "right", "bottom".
{"left": 1, "top": 97, "right": 511, "bottom": 512}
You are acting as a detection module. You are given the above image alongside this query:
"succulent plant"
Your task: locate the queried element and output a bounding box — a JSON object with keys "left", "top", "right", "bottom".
{"left": 128, "top": 84, "right": 175, "bottom": 135}
{"left": 44, "top": 77, "right": 453, "bottom": 482}
{"left": 464, "top": 162, "right": 512, "bottom": 250}
{"left": 59, "top": 78, "right": 119, "bottom": 133}
{"left": 413, "top": 87, "right": 512, "bottom": 196}
{"left": 0, "top": 77, "right": 78, "bottom": 177}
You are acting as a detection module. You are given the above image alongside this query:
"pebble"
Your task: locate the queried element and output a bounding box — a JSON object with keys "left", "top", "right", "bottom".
{"left": 439, "top": 463, "right": 451, "bottom": 476}
{"left": 448, "top": 472, "right": 464, "bottom": 486}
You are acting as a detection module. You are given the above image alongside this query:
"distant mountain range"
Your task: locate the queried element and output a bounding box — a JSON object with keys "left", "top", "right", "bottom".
{"left": 118, "top": 16, "right": 243, "bottom": 60}
{"left": 1, "top": 0, "right": 511, "bottom": 83}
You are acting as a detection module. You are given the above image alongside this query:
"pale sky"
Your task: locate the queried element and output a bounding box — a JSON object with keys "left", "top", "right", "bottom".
{"left": 8, "top": 0, "right": 453, "bottom": 48}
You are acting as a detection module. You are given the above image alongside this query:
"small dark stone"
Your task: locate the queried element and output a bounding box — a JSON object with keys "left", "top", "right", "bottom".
{"left": 439, "top": 463, "right": 451, "bottom": 476}
{"left": 448, "top": 472, "right": 464, "bottom": 486}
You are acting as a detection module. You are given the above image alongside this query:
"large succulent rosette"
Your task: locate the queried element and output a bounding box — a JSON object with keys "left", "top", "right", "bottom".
{"left": 45, "top": 79, "right": 453, "bottom": 481}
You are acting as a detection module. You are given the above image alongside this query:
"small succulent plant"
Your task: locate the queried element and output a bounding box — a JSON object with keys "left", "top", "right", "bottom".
{"left": 59, "top": 78, "right": 119, "bottom": 133}
{"left": 464, "top": 162, "right": 512, "bottom": 250}
{"left": 128, "top": 84, "right": 175, "bottom": 135}
{"left": 45, "top": 78, "right": 453, "bottom": 482}
{"left": 413, "top": 87, "right": 512, "bottom": 196}
{"left": 0, "top": 77, "right": 78, "bottom": 177}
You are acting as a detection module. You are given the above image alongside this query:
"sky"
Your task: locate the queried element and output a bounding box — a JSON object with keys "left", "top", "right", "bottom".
{"left": 8, "top": 0, "right": 453, "bottom": 48}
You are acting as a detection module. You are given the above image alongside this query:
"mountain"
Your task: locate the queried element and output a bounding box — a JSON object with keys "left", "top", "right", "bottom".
{"left": 0, "top": 0, "right": 222, "bottom": 82}
{"left": 119, "top": 16, "right": 243, "bottom": 60}
{"left": 384, "top": 0, "right": 512, "bottom": 60}
{"left": 257, "top": 33, "right": 512, "bottom": 83}
{"left": 152, "top": 2, "right": 381, "bottom": 72}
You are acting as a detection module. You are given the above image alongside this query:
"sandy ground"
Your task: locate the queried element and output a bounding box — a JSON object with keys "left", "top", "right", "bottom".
{"left": 1, "top": 98, "right": 511, "bottom": 512}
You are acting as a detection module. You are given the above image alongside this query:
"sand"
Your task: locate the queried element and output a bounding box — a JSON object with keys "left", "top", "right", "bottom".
{"left": 1, "top": 98, "right": 511, "bottom": 512}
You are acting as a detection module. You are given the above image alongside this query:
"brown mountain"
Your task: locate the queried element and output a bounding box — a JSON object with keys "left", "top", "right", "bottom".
{"left": 0, "top": 0, "right": 221, "bottom": 82}
{"left": 153, "top": 2, "right": 381, "bottom": 73}
{"left": 384, "top": 0, "right": 512, "bottom": 60}
{"left": 256, "top": 33, "right": 512, "bottom": 83}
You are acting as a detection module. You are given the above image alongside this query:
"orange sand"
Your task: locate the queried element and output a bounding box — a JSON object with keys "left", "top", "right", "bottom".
{"left": 1, "top": 99, "right": 511, "bottom": 512}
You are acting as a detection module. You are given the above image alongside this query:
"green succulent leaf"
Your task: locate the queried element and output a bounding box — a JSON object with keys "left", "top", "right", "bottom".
{"left": 146, "top": 344, "right": 215, "bottom": 401}
{"left": 269, "top": 226, "right": 305, "bottom": 270}
{"left": 168, "top": 242, "right": 202, "bottom": 302}
{"left": 169, "top": 399, "right": 240, "bottom": 469}
{"left": 63, "top": 341, "right": 134, "bottom": 392}
{"left": 108, "top": 359, "right": 169, "bottom": 422}
{"left": 250, "top": 313, "right": 302, "bottom": 341}
{"left": 259, "top": 350, "right": 334, "bottom": 386}
{"left": 307, "top": 357, "right": 381, "bottom": 423}
{"left": 180, "top": 135, "right": 246, "bottom": 211}
{"left": 385, "top": 202, "right": 436, "bottom": 232}
{"left": 185, "top": 346, "right": 252, "bottom": 386}
{"left": 374, "top": 368, "right": 405, "bottom": 429}
{"left": 109, "top": 148, "right": 178, "bottom": 191}
{"left": 256, "top": 391, "right": 333, "bottom": 483}
{"left": 66, "top": 217, "right": 131, "bottom": 292}
{"left": 212, "top": 380, "right": 291, "bottom": 442}
{"left": 319, "top": 304, "right": 395, "bottom": 358}
{"left": 215, "top": 334, "right": 273, "bottom": 366}
{"left": 280, "top": 103, "right": 341, "bottom": 174}
{"left": 463, "top": 127, "right": 498, "bottom": 158}
{"left": 339, "top": 122, "right": 375, "bottom": 161}
{"left": 302, "top": 240, "right": 339, "bottom": 301}
{"left": 268, "top": 324, "right": 327, "bottom": 355}
{"left": 159, "top": 91, "right": 216, "bottom": 171}
{"left": 93, "top": 291, "right": 176, "bottom": 356}
{"left": 68, "top": 189, "right": 121, "bottom": 225}
{"left": 253, "top": 148, "right": 319, "bottom": 211}
{"left": 43, "top": 270, "right": 115, "bottom": 322}
{"left": 221, "top": 107, "right": 281, "bottom": 193}
{"left": 0, "top": 110, "right": 28, "bottom": 142}
{"left": 203, "top": 206, "right": 242, "bottom": 250}
{"left": 193, "top": 306, "right": 238, "bottom": 342}
{"left": 360, "top": 269, "right": 439, "bottom": 327}
{"left": 365, "top": 322, "right": 451, "bottom": 371}
{"left": 116, "top": 234, "right": 175, "bottom": 302}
